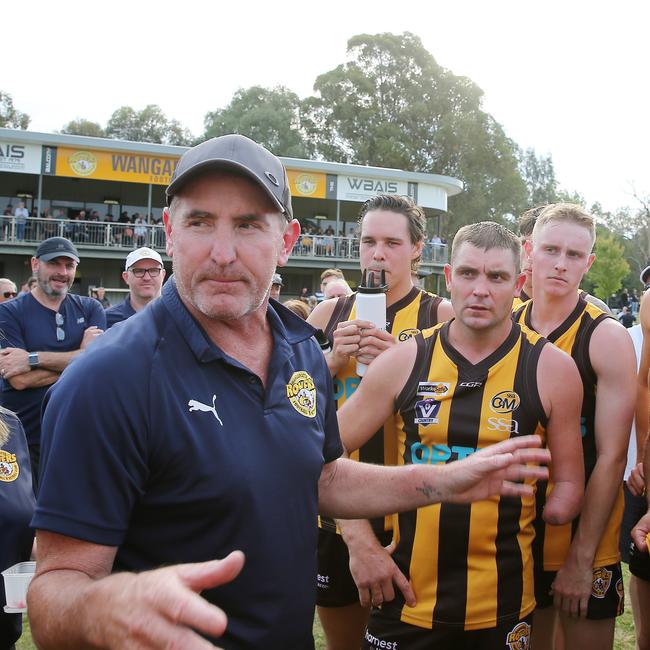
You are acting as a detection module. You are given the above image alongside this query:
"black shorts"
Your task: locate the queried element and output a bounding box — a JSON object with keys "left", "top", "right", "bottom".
{"left": 620, "top": 482, "right": 647, "bottom": 563}
{"left": 535, "top": 563, "right": 624, "bottom": 619}
{"left": 316, "top": 527, "right": 392, "bottom": 608}
{"left": 363, "top": 609, "right": 533, "bottom": 650}
{"left": 629, "top": 542, "right": 650, "bottom": 582}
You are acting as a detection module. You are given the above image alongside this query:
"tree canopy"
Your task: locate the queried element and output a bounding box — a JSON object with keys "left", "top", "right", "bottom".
{"left": 61, "top": 118, "right": 106, "bottom": 138}
{"left": 106, "top": 105, "right": 193, "bottom": 145}
{"left": 0, "top": 91, "right": 30, "bottom": 129}
{"left": 587, "top": 229, "right": 630, "bottom": 301}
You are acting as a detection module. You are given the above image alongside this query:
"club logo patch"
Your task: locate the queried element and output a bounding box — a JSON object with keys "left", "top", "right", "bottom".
{"left": 417, "top": 381, "right": 450, "bottom": 397}
{"left": 592, "top": 567, "right": 612, "bottom": 598}
{"left": 0, "top": 450, "right": 19, "bottom": 482}
{"left": 398, "top": 328, "right": 420, "bottom": 342}
{"left": 506, "top": 621, "right": 530, "bottom": 650}
{"left": 286, "top": 371, "right": 317, "bottom": 418}
{"left": 490, "top": 390, "right": 520, "bottom": 413}
{"left": 414, "top": 398, "right": 442, "bottom": 424}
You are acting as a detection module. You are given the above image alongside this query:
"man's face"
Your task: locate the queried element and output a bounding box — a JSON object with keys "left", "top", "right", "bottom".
{"left": 0, "top": 281, "right": 17, "bottom": 303}
{"left": 520, "top": 234, "right": 533, "bottom": 286}
{"left": 320, "top": 274, "right": 340, "bottom": 294}
{"left": 31, "top": 256, "right": 77, "bottom": 297}
{"left": 444, "top": 242, "right": 524, "bottom": 332}
{"left": 269, "top": 283, "right": 281, "bottom": 301}
{"left": 531, "top": 221, "right": 595, "bottom": 298}
{"left": 122, "top": 259, "right": 165, "bottom": 302}
{"left": 164, "top": 171, "right": 299, "bottom": 322}
{"left": 359, "top": 210, "right": 422, "bottom": 291}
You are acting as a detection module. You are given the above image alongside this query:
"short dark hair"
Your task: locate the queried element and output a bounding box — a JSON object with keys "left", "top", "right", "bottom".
{"left": 518, "top": 205, "right": 548, "bottom": 237}
{"left": 358, "top": 194, "right": 426, "bottom": 270}
{"left": 451, "top": 221, "right": 522, "bottom": 274}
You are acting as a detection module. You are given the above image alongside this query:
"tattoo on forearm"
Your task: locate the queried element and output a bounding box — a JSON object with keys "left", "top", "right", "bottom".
{"left": 416, "top": 482, "right": 442, "bottom": 501}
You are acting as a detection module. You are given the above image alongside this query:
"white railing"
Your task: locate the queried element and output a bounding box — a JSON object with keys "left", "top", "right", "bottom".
{"left": 0, "top": 216, "right": 448, "bottom": 264}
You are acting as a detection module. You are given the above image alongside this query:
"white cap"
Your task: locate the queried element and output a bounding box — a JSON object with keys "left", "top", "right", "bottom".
{"left": 125, "top": 247, "right": 163, "bottom": 270}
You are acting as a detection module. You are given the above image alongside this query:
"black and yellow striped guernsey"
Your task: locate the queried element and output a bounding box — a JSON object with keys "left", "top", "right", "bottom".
{"left": 512, "top": 288, "right": 530, "bottom": 311}
{"left": 320, "top": 287, "right": 443, "bottom": 536}
{"left": 514, "top": 295, "right": 623, "bottom": 571}
{"left": 383, "top": 320, "right": 548, "bottom": 630}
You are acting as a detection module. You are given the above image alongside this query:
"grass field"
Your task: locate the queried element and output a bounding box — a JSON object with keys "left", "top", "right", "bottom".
{"left": 15, "top": 564, "right": 640, "bottom": 649}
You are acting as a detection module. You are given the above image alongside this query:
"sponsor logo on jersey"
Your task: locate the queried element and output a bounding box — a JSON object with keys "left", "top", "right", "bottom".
{"left": 411, "top": 442, "right": 476, "bottom": 464}
{"left": 592, "top": 567, "right": 612, "bottom": 598}
{"left": 286, "top": 371, "right": 317, "bottom": 418}
{"left": 364, "top": 630, "right": 398, "bottom": 649}
{"left": 398, "top": 328, "right": 420, "bottom": 342}
{"left": 459, "top": 381, "right": 482, "bottom": 388}
{"left": 317, "top": 573, "right": 330, "bottom": 589}
{"left": 487, "top": 417, "right": 520, "bottom": 434}
{"left": 506, "top": 621, "right": 530, "bottom": 650}
{"left": 333, "top": 376, "right": 360, "bottom": 401}
{"left": 490, "top": 390, "right": 520, "bottom": 413}
{"left": 417, "top": 381, "right": 449, "bottom": 397}
{"left": 414, "top": 398, "right": 442, "bottom": 424}
{"left": 0, "top": 450, "right": 19, "bottom": 482}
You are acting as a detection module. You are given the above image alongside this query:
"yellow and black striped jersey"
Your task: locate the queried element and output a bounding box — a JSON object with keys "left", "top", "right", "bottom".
{"left": 319, "top": 287, "right": 443, "bottom": 536}
{"left": 383, "top": 320, "right": 548, "bottom": 630}
{"left": 512, "top": 288, "right": 531, "bottom": 311}
{"left": 514, "top": 295, "right": 623, "bottom": 570}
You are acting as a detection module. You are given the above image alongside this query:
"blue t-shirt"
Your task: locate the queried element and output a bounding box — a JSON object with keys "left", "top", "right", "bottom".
{"left": 33, "top": 278, "right": 343, "bottom": 650}
{"left": 0, "top": 411, "right": 35, "bottom": 648}
{"left": 0, "top": 293, "right": 106, "bottom": 447}
{"left": 105, "top": 296, "right": 136, "bottom": 329}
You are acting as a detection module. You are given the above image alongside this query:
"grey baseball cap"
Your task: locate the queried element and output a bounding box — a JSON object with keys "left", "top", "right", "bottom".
{"left": 641, "top": 265, "right": 650, "bottom": 286}
{"left": 35, "top": 237, "right": 80, "bottom": 263}
{"left": 166, "top": 134, "right": 293, "bottom": 220}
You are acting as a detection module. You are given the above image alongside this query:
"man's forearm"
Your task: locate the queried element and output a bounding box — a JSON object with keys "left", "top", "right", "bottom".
{"left": 9, "top": 369, "right": 60, "bottom": 390}
{"left": 338, "top": 517, "right": 384, "bottom": 551}
{"left": 37, "top": 350, "right": 81, "bottom": 373}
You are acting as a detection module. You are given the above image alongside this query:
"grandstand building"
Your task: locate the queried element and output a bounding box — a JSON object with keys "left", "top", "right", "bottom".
{"left": 0, "top": 129, "right": 462, "bottom": 300}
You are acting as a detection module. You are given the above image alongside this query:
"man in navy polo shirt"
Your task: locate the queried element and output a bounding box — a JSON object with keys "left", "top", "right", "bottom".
{"left": 0, "top": 237, "right": 105, "bottom": 484}
{"left": 28, "top": 135, "right": 550, "bottom": 650}
{"left": 105, "top": 246, "right": 166, "bottom": 328}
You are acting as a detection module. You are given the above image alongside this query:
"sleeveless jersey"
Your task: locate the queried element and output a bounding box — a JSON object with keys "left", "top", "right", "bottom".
{"left": 513, "top": 296, "right": 623, "bottom": 570}
{"left": 512, "top": 288, "right": 531, "bottom": 311}
{"left": 320, "top": 287, "right": 443, "bottom": 536}
{"left": 383, "top": 320, "right": 548, "bottom": 630}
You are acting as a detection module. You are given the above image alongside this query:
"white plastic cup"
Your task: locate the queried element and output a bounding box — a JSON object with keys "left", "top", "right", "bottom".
{"left": 2, "top": 561, "right": 36, "bottom": 609}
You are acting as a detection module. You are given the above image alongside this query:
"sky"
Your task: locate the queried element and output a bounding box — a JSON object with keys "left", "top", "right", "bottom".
{"left": 5, "top": 0, "right": 649, "bottom": 213}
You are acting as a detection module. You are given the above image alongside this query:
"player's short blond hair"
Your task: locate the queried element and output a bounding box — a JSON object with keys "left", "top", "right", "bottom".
{"left": 533, "top": 203, "right": 596, "bottom": 249}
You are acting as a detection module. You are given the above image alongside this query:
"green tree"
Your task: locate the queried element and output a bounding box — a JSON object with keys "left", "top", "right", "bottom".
{"left": 587, "top": 230, "right": 630, "bottom": 302}
{"left": 519, "top": 148, "right": 560, "bottom": 207}
{"left": 105, "top": 105, "right": 193, "bottom": 145}
{"left": 203, "top": 86, "right": 311, "bottom": 158}
{"left": 61, "top": 118, "right": 106, "bottom": 138}
{"left": 302, "top": 32, "right": 527, "bottom": 233}
{"left": 0, "top": 91, "right": 30, "bottom": 129}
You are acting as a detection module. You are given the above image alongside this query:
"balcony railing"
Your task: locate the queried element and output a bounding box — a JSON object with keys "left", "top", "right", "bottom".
{"left": 0, "top": 216, "right": 448, "bottom": 264}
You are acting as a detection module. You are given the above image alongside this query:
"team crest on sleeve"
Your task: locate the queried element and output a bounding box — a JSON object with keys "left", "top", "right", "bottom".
{"left": 286, "top": 371, "right": 317, "bottom": 418}
{"left": 398, "top": 328, "right": 420, "bottom": 342}
{"left": 0, "top": 450, "right": 19, "bottom": 482}
{"left": 506, "top": 621, "right": 530, "bottom": 650}
{"left": 591, "top": 567, "right": 612, "bottom": 598}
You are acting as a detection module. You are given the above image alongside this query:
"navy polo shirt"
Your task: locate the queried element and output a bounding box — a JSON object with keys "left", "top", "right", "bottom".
{"left": 33, "top": 278, "right": 343, "bottom": 649}
{"left": 0, "top": 293, "right": 106, "bottom": 447}
{"left": 0, "top": 412, "right": 35, "bottom": 647}
{"left": 105, "top": 295, "right": 136, "bottom": 328}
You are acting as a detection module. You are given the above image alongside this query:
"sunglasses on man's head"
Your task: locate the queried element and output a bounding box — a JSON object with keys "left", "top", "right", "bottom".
{"left": 2, "top": 291, "right": 16, "bottom": 299}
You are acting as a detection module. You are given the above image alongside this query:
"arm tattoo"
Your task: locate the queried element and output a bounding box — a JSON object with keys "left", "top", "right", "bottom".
{"left": 416, "top": 481, "right": 443, "bottom": 501}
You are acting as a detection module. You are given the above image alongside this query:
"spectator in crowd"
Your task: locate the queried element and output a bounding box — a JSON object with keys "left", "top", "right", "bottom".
{"left": 282, "top": 298, "right": 310, "bottom": 320}
{"left": 0, "top": 278, "right": 17, "bottom": 303}
{"left": 2, "top": 205, "right": 12, "bottom": 240}
{"left": 91, "top": 287, "right": 111, "bottom": 309}
{"left": 269, "top": 273, "right": 283, "bottom": 301}
{"left": 133, "top": 213, "right": 147, "bottom": 248}
{"left": 13, "top": 201, "right": 29, "bottom": 242}
{"left": 0, "top": 237, "right": 105, "bottom": 484}
{"left": 323, "top": 277, "right": 352, "bottom": 299}
{"left": 105, "top": 247, "right": 166, "bottom": 328}
{"left": 26, "top": 133, "right": 548, "bottom": 649}
{"left": 619, "top": 305, "right": 635, "bottom": 328}
{"left": 320, "top": 268, "right": 345, "bottom": 294}
{"left": 299, "top": 286, "right": 310, "bottom": 303}
{"left": 0, "top": 407, "right": 35, "bottom": 649}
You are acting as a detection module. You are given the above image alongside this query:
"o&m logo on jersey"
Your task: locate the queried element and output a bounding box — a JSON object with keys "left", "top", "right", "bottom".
{"left": 414, "top": 398, "right": 442, "bottom": 424}
{"left": 286, "top": 371, "right": 317, "bottom": 418}
{"left": 69, "top": 151, "right": 97, "bottom": 176}
{"left": 506, "top": 621, "right": 530, "bottom": 650}
{"left": 592, "top": 566, "right": 612, "bottom": 598}
{"left": 398, "top": 328, "right": 420, "bottom": 342}
{"left": 490, "top": 390, "right": 520, "bottom": 414}
{"left": 0, "top": 449, "right": 19, "bottom": 482}
{"left": 417, "top": 381, "right": 449, "bottom": 397}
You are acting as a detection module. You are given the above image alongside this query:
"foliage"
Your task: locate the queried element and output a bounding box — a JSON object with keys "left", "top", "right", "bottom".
{"left": 60, "top": 118, "right": 106, "bottom": 138}
{"left": 0, "top": 91, "right": 30, "bottom": 129}
{"left": 301, "top": 32, "right": 527, "bottom": 233}
{"left": 105, "top": 105, "right": 194, "bottom": 145}
{"left": 519, "top": 148, "right": 560, "bottom": 207}
{"left": 203, "top": 86, "right": 312, "bottom": 158}
{"left": 587, "top": 229, "right": 630, "bottom": 301}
